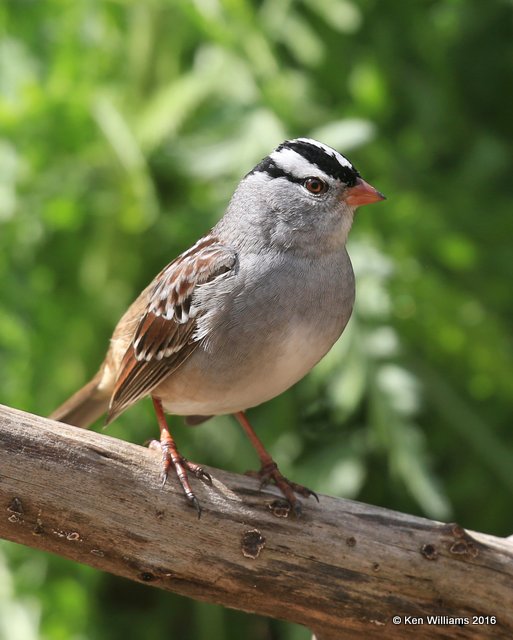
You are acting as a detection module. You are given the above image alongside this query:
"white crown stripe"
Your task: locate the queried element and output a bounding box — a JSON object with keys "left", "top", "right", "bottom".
{"left": 294, "top": 137, "right": 353, "bottom": 169}
{"left": 269, "top": 148, "right": 332, "bottom": 182}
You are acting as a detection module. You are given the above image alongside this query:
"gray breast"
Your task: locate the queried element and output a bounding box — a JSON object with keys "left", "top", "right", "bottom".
{"left": 158, "top": 246, "right": 355, "bottom": 415}
{"left": 194, "top": 246, "right": 354, "bottom": 376}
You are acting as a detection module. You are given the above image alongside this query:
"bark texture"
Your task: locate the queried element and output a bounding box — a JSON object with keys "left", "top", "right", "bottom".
{"left": 0, "top": 404, "right": 512, "bottom": 639}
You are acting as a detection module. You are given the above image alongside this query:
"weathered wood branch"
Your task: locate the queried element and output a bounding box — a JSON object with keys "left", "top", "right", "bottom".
{"left": 0, "top": 404, "right": 512, "bottom": 639}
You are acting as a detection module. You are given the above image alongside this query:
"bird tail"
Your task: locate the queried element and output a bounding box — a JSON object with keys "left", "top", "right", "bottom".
{"left": 49, "top": 371, "right": 110, "bottom": 429}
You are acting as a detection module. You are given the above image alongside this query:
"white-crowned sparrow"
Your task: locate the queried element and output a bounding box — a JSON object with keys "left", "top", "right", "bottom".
{"left": 51, "top": 138, "right": 384, "bottom": 515}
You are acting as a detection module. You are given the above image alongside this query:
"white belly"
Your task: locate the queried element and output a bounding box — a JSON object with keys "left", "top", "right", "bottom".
{"left": 158, "top": 322, "right": 343, "bottom": 416}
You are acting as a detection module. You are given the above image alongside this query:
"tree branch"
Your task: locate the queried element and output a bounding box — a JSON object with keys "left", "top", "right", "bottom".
{"left": 0, "top": 404, "right": 511, "bottom": 639}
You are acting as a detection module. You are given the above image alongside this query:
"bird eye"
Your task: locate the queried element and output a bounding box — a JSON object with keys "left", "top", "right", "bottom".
{"left": 303, "top": 177, "right": 328, "bottom": 195}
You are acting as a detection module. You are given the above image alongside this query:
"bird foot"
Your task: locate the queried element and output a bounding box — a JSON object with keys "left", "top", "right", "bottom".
{"left": 148, "top": 439, "right": 212, "bottom": 518}
{"left": 245, "top": 461, "right": 319, "bottom": 517}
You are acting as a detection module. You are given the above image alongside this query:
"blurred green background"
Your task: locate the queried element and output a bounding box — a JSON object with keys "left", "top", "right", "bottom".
{"left": 1, "top": 0, "right": 513, "bottom": 638}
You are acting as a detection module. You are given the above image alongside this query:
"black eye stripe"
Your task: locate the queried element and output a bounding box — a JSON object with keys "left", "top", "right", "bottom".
{"left": 248, "top": 157, "right": 303, "bottom": 183}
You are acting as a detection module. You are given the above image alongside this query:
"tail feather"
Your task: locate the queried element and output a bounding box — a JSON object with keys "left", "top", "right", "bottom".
{"left": 50, "top": 372, "right": 110, "bottom": 429}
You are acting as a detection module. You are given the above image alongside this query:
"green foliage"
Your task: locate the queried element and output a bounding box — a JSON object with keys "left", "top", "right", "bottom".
{"left": 1, "top": 0, "right": 512, "bottom": 638}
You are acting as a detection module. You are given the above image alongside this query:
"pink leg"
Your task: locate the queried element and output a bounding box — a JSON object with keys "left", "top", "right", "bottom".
{"left": 151, "top": 397, "right": 211, "bottom": 517}
{"left": 234, "top": 411, "right": 318, "bottom": 516}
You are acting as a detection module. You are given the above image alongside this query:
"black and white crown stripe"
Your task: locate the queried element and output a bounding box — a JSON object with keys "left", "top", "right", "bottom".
{"left": 250, "top": 138, "right": 360, "bottom": 187}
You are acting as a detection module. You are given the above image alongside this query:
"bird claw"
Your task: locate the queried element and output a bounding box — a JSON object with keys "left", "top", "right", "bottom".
{"left": 187, "top": 494, "right": 203, "bottom": 519}
{"left": 189, "top": 464, "right": 212, "bottom": 486}
{"left": 290, "top": 483, "right": 319, "bottom": 502}
{"left": 247, "top": 462, "right": 318, "bottom": 517}
{"left": 149, "top": 440, "right": 210, "bottom": 515}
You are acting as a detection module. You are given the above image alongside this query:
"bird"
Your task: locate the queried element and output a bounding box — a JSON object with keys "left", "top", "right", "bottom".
{"left": 50, "top": 138, "right": 385, "bottom": 516}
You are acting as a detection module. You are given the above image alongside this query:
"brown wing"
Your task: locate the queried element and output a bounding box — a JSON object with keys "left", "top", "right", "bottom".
{"left": 107, "top": 236, "right": 237, "bottom": 422}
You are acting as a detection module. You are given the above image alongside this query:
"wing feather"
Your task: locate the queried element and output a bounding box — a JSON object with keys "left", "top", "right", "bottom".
{"left": 107, "top": 237, "right": 237, "bottom": 422}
